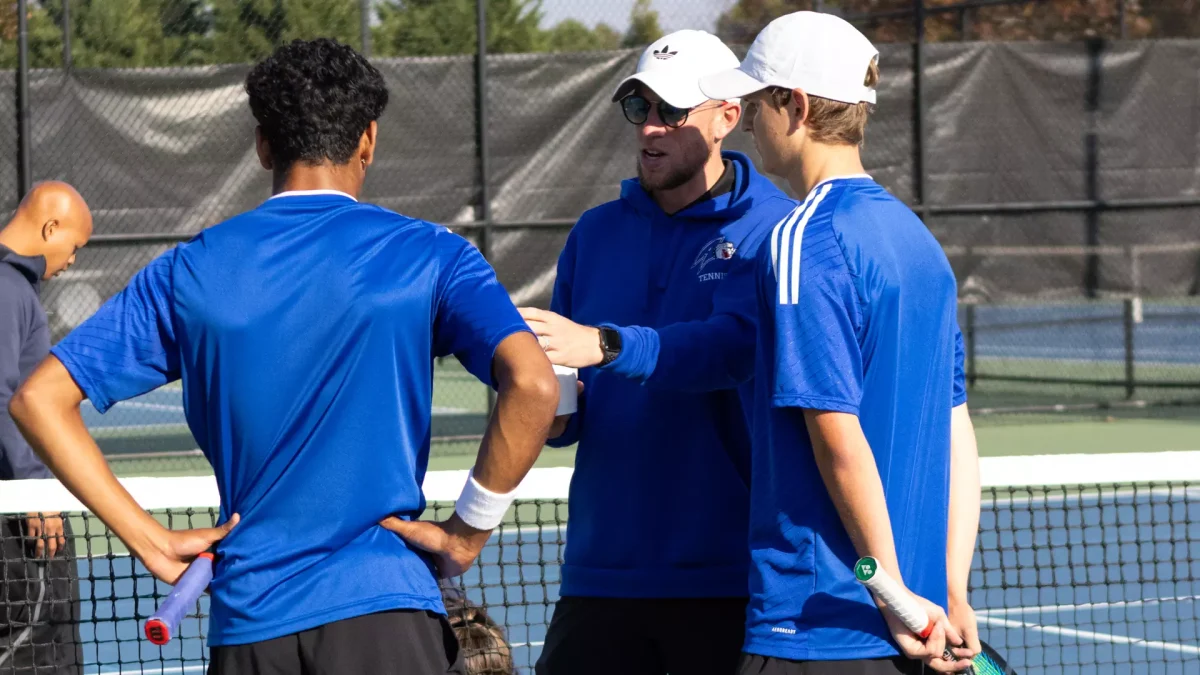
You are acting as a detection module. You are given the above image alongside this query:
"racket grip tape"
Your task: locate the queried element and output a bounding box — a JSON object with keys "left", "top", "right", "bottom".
{"left": 144, "top": 551, "right": 215, "bottom": 645}
{"left": 854, "top": 556, "right": 934, "bottom": 639}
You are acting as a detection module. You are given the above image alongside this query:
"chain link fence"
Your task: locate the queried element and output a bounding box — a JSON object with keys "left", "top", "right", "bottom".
{"left": 3, "top": 0, "right": 1200, "bottom": 454}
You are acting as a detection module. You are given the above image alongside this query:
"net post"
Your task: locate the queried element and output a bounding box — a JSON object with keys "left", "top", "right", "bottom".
{"left": 965, "top": 303, "right": 977, "bottom": 389}
{"left": 1123, "top": 296, "right": 1136, "bottom": 399}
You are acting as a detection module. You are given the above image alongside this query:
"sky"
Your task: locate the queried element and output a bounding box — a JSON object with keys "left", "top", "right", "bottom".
{"left": 537, "top": 0, "right": 739, "bottom": 35}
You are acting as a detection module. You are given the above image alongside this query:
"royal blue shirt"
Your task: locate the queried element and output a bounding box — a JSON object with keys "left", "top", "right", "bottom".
{"left": 745, "top": 176, "right": 967, "bottom": 660}
{"left": 51, "top": 191, "right": 530, "bottom": 646}
{"left": 548, "top": 151, "right": 797, "bottom": 598}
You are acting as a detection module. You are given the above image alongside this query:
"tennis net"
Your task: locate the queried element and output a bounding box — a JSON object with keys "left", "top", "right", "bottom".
{"left": 0, "top": 453, "right": 1196, "bottom": 675}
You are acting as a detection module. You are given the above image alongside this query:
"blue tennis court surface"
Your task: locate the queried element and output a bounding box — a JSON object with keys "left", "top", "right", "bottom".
{"left": 969, "top": 303, "right": 1200, "bottom": 365}
{"left": 971, "top": 484, "right": 1200, "bottom": 674}
{"left": 76, "top": 485, "right": 1199, "bottom": 675}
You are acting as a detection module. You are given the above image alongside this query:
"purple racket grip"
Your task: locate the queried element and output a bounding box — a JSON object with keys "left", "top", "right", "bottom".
{"left": 144, "top": 551, "right": 214, "bottom": 645}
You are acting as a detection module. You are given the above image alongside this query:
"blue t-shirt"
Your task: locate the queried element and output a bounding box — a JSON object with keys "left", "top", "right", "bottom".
{"left": 745, "top": 176, "right": 967, "bottom": 660}
{"left": 51, "top": 191, "right": 530, "bottom": 646}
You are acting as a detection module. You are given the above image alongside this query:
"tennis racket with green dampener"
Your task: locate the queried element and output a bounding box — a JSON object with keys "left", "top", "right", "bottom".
{"left": 854, "top": 556, "right": 1016, "bottom": 675}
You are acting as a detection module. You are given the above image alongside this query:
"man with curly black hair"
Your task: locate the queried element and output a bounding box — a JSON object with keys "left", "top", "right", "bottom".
{"left": 10, "top": 38, "right": 559, "bottom": 675}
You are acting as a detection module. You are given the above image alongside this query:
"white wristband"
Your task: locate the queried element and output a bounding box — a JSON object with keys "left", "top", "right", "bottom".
{"left": 454, "top": 470, "right": 517, "bottom": 531}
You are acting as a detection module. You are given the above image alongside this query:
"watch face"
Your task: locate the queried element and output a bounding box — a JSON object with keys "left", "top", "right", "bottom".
{"left": 602, "top": 328, "right": 621, "bottom": 351}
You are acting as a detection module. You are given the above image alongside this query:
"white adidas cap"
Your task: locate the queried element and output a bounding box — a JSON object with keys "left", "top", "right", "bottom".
{"left": 611, "top": 29, "right": 742, "bottom": 109}
{"left": 699, "top": 11, "right": 879, "bottom": 105}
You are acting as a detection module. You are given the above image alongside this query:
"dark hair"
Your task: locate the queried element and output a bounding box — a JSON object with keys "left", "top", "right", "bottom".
{"left": 441, "top": 583, "right": 515, "bottom": 675}
{"left": 244, "top": 38, "right": 389, "bottom": 171}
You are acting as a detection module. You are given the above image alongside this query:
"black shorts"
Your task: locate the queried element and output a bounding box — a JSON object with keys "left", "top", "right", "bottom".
{"left": 0, "top": 515, "right": 84, "bottom": 675}
{"left": 535, "top": 596, "right": 747, "bottom": 675}
{"left": 738, "top": 653, "right": 924, "bottom": 675}
{"left": 209, "top": 609, "right": 466, "bottom": 675}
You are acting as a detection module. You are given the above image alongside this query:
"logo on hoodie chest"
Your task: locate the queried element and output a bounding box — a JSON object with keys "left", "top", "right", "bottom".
{"left": 692, "top": 237, "right": 737, "bottom": 282}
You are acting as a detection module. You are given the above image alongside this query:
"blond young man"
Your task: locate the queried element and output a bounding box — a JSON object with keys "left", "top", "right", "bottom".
{"left": 700, "top": 12, "right": 981, "bottom": 675}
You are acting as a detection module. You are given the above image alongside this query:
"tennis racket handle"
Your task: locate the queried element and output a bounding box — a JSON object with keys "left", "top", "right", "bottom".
{"left": 144, "top": 551, "right": 215, "bottom": 645}
{"left": 854, "top": 556, "right": 934, "bottom": 638}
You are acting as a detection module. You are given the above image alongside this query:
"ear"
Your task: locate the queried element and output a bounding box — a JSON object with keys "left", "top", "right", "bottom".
{"left": 41, "top": 219, "right": 58, "bottom": 242}
{"left": 358, "top": 121, "right": 378, "bottom": 170}
{"left": 713, "top": 101, "right": 742, "bottom": 143}
{"left": 791, "top": 88, "right": 810, "bottom": 132}
{"left": 254, "top": 126, "right": 273, "bottom": 171}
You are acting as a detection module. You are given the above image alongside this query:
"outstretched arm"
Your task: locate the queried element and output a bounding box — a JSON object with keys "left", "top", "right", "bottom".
{"left": 520, "top": 247, "right": 758, "bottom": 393}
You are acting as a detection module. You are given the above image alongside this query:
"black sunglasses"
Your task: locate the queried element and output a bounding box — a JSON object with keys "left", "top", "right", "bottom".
{"left": 620, "top": 94, "right": 724, "bottom": 129}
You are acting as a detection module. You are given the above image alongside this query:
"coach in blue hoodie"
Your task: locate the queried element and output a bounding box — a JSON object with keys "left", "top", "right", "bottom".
{"left": 520, "top": 31, "right": 796, "bottom": 675}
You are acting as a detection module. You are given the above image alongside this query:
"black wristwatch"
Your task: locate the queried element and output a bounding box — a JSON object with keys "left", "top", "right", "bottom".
{"left": 597, "top": 326, "right": 622, "bottom": 367}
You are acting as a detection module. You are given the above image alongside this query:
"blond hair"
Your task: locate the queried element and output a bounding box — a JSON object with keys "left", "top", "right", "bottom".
{"left": 769, "top": 59, "right": 879, "bottom": 146}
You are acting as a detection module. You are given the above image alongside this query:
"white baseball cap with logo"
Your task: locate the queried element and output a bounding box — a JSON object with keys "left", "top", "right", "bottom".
{"left": 698, "top": 11, "right": 879, "bottom": 105}
{"left": 611, "top": 29, "right": 742, "bottom": 109}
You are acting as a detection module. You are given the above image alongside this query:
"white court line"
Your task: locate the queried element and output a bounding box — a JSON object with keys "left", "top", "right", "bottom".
{"left": 510, "top": 641, "right": 546, "bottom": 648}
{"left": 977, "top": 615, "right": 1200, "bottom": 655}
{"left": 983, "top": 485, "right": 1200, "bottom": 507}
{"left": 93, "top": 666, "right": 206, "bottom": 675}
{"left": 978, "top": 595, "right": 1200, "bottom": 616}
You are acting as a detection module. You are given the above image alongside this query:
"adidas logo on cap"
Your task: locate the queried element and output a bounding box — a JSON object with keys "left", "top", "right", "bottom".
{"left": 652, "top": 45, "right": 678, "bottom": 60}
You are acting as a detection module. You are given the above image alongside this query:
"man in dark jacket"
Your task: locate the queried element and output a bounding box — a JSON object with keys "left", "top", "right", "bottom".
{"left": 0, "top": 180, "right": 92, "bottom": 674}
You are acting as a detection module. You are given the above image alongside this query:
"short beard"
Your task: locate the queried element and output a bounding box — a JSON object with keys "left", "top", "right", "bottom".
{"left": 637, "top": 137, "right": 712, "bottom": 193}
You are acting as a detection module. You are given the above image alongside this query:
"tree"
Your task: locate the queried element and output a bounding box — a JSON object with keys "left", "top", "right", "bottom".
{"left": 542, "top": 19, "right": 621, "bottom": 53}
{"left": 161, "top": 0, "right": 211, "bottom": 37}
{"left": 716, "top": 0, "right": 813, "bottom": 47}
{"left": 622, "top": 0, "right": 663, "bottom": 48}
{"left": 52, "top": 0, "right": 185, "bottom": 68}
{"left": 714, "top": 0, "right": 1200, "bottom": 45}
{"left": 373, "top": 0, "right": 544, "bottom": 57}
{"left": 158, "top": 0, "right": 215, "bottom": 64}
{"left": 0, "top": 0, "right": 67, "bottom": 69}
{"left": 209, "top": 0, "right": 363, "bottom": 65}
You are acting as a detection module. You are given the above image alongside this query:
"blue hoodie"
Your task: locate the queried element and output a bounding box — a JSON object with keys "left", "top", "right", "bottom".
{"left": 548, "top": 151, "right": 797, "bottom": 598}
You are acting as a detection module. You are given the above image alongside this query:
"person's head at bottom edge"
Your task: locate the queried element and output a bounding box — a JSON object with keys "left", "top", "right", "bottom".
{"left": 441, "top": 581, "right": 515, "bottom": 675}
